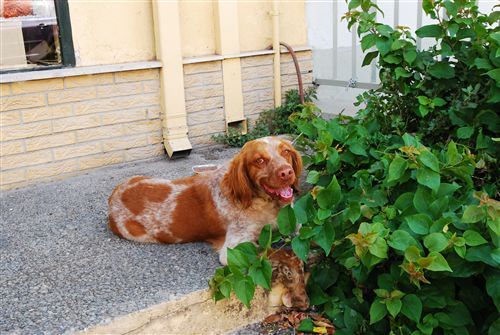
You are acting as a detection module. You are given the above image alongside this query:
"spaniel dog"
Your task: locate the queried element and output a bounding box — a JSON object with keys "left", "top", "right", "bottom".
{"left": 108, "top": 136, "right": 302, "bottom": 265}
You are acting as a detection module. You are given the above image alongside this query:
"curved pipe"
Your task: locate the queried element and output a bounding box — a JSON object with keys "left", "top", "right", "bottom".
{"left": 268, "top": 43, "right": 305, "bottom": 105}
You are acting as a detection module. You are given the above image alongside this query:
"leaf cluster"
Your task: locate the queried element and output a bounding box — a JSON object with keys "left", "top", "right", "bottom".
{"left": 212, "top": 87, "right": 317, "bottom": 147}
{"left": 210, "top": 1, "right": 499, "bottom": 334}
{"left": 344, "top": 0, "right": 499, "bottom": 190}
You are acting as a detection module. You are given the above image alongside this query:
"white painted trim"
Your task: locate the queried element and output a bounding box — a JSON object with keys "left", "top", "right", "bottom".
{"left": 0, "top": 61, "right": 162, "bottom": 84}
{"left": 182, "top": 46, "right": 312, "bottom": 65}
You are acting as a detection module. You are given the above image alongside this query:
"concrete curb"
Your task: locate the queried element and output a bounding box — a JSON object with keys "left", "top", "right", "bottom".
{"left": 79, "top": 289, "right": 278, "bottom": 335}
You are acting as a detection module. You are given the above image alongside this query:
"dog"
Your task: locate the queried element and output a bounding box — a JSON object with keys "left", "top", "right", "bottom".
{"left": 108, "top": 136, "right": 302, "bottom": 265}
{"left": 268, "top": 249, "right": 309, "bottom": 310}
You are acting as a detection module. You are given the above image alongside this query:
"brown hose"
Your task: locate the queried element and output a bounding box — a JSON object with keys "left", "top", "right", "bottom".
{"left": 268, "top": 42, "right": 305, "bottom": 104}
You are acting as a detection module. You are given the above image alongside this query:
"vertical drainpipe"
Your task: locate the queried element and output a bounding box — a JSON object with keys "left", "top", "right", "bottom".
{"left": 151, "top": 0, "right": 192, "bottom": 158}
{"left": 272, "top": 0, "right": 282, "bottom": 107}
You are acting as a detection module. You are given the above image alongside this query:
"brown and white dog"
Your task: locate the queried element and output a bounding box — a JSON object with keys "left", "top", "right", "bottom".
{"left": 108, "top": 136, "right": 302, "bottom": 265}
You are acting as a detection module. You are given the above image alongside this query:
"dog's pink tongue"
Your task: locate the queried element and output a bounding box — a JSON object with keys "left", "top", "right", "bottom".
{"left": 279, "top": 186, "right": 294, "bottom": 200}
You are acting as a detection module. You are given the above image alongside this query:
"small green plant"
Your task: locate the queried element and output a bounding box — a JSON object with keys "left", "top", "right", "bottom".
{"left": 210, "top": 1, "right": 499, "bottom": 333}
{"left": 212, "top": 87, "right": 317, "bottom": 147}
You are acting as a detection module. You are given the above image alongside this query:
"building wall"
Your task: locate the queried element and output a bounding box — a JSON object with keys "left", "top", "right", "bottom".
{"left": 1, "top": 0, "right": 311, "bottom": 190}
{"left": 67, "top": 0, "right": 308, "bottom": 65}
{"left": 68, "top": 1, "right": 156, "bottom": 66}
{"left": 0, "top": 52, "right": 313, "bottom": 190}
{"left": 0, "top": 69, "right": 163, "bottom": 189}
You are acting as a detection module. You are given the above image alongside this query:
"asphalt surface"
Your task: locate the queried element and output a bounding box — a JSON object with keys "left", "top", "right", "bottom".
{"left": 0, "top": 145, "right": 240, "bottom": 335}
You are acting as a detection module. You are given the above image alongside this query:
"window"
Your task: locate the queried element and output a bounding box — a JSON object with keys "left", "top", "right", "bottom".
{"left": 0, "top": 0, "right": 74, "bottom": 72}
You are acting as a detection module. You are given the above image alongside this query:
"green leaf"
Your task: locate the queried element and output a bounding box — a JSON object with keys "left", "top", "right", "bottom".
{"left": 424, "top": 233, "right": 449, "bottom": 252}
{"left": 426, "top": 252, "right": 452, "bottom": 272}
{"left": 297, "top": 318, "right": 315, "bottom": 332}
{"left": 432, "top": 97, "right": 446, "bottom": 107}
{"left": 416, "top": 24, "right": 443, "bottom": 38}
{"left": 404, "top": 245, "right": 421, "bottom": 262}
{"left": 348, "top": 0, "right": 362, "bottom": 10}
{"left": 317, "top": 208, "right": 331, "bottom": 220}
{"left": 486, "top": 68, "right": 500, "bottom": 84}
{"left": 401, "top": 294, "right": 422, "bottom": 322}
{"left": 361, "top": 34, "right": 377, "bottom": 51}
{"left": 233, "top": 276, "right": 255, "bottom": 308}
{"left": 294, "top": 193, "right": 314, "bottom": 225}
{"left": 413, "top": 186, "right": 431, "bottom": 214}
{"left": 349, "top": 142, "right": 368, "bottom": 156}
{"left": 376, "top": 38, "right": 392, "bottom": 56}
{"left": 388, "top": 230, "right": 418, "bottom": 251}
{"left": 387, "top": 155, "right": 408, "bottom": 182}
{"left": 457, "top": 126, "right": 474, "bottom": 139}
{"left": 346, "top": 202, "right": 361, "bottom": 223}
{"left": 428, "top": 62, "right": 455, "bottom": 79}
{"left": 277, "top": 205, "right": 296, "bottom": 235}
{"left": 227, "top": 248, "right": 250, "bottom": 268}
{"left": 463, "top": 230, "right": 488, "bottom": 246}
{"left": 376, "top": 24, "right": 393, "bottom": 37}
{"left": 466, "top": 246, "right": 498, "bottom": 266}
{"left": 314, "top": 221, "right": 335, "bottom": 255}
{"left": 486, "top": 274, "right": 500, "bottom": 311}
{"left": 418, "top": 150, "right": 440, "bottom": 172}
{"left": 474, "top": 58, "right": 493, "bottom": 70}
{"left": 489, "top": 318, "right": 500, "bottom": 335}
{"left": 391, "top": 39, "right": 408, "bottom": 50}
{"left": 386, "top": 298, "right": 402, "bottom": 318}
{"left": 258, "top": 224, "right": 272, "bottom": 249}
{"left": 248, "top": 259, "right": 272, "bottom": 290}
{"left": 292, "top": 236, "right": 310, "bottom": 262}
{"left": 368, "top": 237, "right": 388, "bottom": 259}
{"left": 369, "top": 298, "right": 387, "bottom": 324}
{"left": 306, "top": 170, "right": 320, "bottom": 184}
{"left": 405, "top": 214, "right": 432, "bottom": 235}
{"left": 317, "top": 175, "right": 342, "bottom": 209}
{"left": 417, "top": 96, "right": 431, "bottom": 105}
{"left": 462, "top": 205, "right": 485, "bottom": 223}
{"left": 446, "top": 141, "right": 461, "bottom": 165}
{"left": 404, "top": 50, "right": 417, "bottom": 64}
{"left": 218, "top": 280, "right": 232, "bottom": 298}
{"left": 416, "top": 168, "right": 440, "bottom": 192}
{"left": 395, "top": 67, "right": 412, "bottom": 79}
{"left": 383, "top": 54, "right": 400, "bottom": 64}
{"left": 362, "top": 51, "right": 379, "bottom": 66}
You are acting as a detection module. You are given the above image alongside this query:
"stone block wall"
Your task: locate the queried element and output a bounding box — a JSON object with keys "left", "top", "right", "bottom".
{"left": 242, "top": 51, "right": 313, "bottom": 125}
{"left": 0, "top": 69, "right": 163, "bottom": 190}
{"left": 185, "top": 50, "right": 313, "bottom": 146}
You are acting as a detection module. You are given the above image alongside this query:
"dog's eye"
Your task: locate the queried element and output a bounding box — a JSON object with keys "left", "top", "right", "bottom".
{"left": 256, "top": 158, "right": 265, "bottom": 165}
{"left": 283, "top": 149, "right": 291, "bottom": 156}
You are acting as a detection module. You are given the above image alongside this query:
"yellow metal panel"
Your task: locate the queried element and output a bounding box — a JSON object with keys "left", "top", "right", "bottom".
{"left": 152, "top": 0, "right": 192, "bottom": 156}
{"left": 213, "top": 0, "right": 246, "bottom": 132}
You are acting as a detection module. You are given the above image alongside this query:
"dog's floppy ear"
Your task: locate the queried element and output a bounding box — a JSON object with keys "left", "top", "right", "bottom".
{"left": 222, "top": 152, "right": 254, "bottom": 208}
{"left": 290, "top": 147, "right": 303, "bottom": 190}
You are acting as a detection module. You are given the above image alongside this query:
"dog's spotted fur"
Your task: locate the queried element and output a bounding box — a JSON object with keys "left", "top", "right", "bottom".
{"left": 108, "top": 137, "right": 302, "bottom": 265}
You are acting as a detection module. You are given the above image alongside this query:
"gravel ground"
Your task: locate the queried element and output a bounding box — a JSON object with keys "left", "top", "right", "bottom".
{"left": 230, "top": 323, "right": 296, "bottom": 335}
{"left": 0, "top": 146, "right": 239, "bottom": 335}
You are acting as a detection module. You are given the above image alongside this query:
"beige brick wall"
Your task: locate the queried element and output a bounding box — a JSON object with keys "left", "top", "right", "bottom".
{"left": 185, "top": 50, "right": 313, "bottom": 146}
{"left": 0, "top": 51, "right": 313, "bottom": 189}
{"left": 1, "top": 69, "right": 163, "bottom": 190}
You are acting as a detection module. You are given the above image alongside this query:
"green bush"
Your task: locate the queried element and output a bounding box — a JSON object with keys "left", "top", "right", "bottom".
{"left": 210, "top": 1, "right": 499, "bottom": 334}
{"left": 212, "top": 87, "right": 317, "bottom": 147}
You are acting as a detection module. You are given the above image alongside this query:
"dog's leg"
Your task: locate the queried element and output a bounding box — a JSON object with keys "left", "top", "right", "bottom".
{"left": 218, "top": 228, "right": 258, "bottom": 265}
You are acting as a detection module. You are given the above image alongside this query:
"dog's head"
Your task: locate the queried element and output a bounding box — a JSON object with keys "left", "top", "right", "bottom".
{"left": 222, "top": 136, "right": 302, "bottom": 208}
{"left": 268, "top": 249, "right": 309, "bottom": 310}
